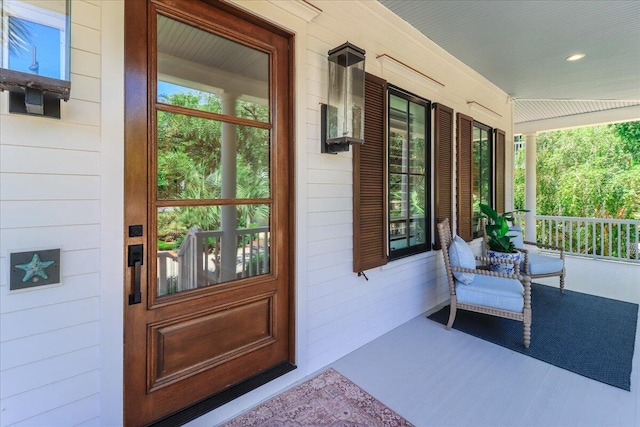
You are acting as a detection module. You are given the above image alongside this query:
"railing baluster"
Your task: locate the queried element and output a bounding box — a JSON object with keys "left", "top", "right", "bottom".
{"left": 617, "top": 223, "right": 621, "bottom": 260}
{"left": 599, "top": 221, "right": 604, "bottom": 258}
{"left": 626, "top": 223, "right": 631, "bottom": 260}
{"left": 569, "top": 220, "right": 573, "bottom": 253}
{"left": 591, "top": 220, "right": 596, "bottom": 258}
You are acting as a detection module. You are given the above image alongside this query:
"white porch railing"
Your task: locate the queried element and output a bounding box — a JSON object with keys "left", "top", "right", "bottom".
{"left": 515, "top": 214, "right": 640, "bottom": 263}
{"left": 157, "top": 226, "right": 270, "bottom": 295}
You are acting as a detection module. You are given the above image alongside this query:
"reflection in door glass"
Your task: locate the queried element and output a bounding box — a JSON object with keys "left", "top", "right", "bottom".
{"left": 157, "top": 205, "right": 271, "bottom": 296}
{"left": 156, "top": 112, "right": 270, "bottom": 200}
{"left": 156, "top": 14, "right": 269, "bottom": 122}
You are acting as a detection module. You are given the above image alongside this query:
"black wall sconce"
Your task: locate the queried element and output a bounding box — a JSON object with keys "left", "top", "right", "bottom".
{"left": 321, "top": 42, "right": 366, "bottom": 154}
{"left": 0, "top": 0, "right": 71, "bottom": 118}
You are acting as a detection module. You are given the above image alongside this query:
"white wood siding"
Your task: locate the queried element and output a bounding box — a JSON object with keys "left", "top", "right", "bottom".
{"left": 0, "top": 0, "right": 515, "bottom": 425}
{"left": 0, "top": 1, "right": 103, "bottom": 425}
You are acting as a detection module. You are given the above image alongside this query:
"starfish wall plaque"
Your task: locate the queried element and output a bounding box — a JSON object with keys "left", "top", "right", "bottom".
{"left": 10, "top": 249, "right": 61, "bottom": 290}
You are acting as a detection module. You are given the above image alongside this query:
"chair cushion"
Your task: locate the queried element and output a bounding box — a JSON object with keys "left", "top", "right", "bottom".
{"left": 456, "top": 275, "right": 524, "bottom": 313}
{"left": 449, "top": 235, "right": 475, "bottom": 285}
{"left": 507, "top": 225, "right": 525, "bottom": 249}
{"left": 524, "top": 253, "right": 564, "bottom": 275}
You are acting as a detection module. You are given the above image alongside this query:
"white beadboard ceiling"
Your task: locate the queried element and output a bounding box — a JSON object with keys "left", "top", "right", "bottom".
{"left": 378, "top": 0, "right": 640, "bottom": 126}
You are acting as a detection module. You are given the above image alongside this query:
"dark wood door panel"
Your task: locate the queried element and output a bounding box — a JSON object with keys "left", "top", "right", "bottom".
{"left": 124, "top": 1, "right": 293, "bottom": 425}
{"left": 149, "top": 293, "right": 275, "bottom": 389}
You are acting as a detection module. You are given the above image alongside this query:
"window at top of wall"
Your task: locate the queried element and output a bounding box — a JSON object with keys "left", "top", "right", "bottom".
{"left": 388, "top": 86, "right": 431, "bottom": 260}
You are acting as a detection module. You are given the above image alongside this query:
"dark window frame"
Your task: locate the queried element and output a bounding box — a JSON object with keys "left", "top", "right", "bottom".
{"left": 387, "top": 85, "right": 432, "bottom": 260}
{"left": 472, "top": 120, "right": 494, "bottom": 237}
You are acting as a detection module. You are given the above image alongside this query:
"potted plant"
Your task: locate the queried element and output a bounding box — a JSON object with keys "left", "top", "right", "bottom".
{"left": 475, "top": 203, "right": 527, "bottom": 274}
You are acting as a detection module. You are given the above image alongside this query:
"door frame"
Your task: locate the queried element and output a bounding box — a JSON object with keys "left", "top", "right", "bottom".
{"left": 123, "top": 0, "right": 296, "bottom": 424}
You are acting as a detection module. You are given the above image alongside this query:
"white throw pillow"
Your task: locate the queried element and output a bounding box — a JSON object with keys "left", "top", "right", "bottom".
{"left": 448, "top": 235, "right": 475, "bottom": 285}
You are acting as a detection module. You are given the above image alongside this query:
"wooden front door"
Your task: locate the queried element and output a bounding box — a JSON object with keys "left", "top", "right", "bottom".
{"left": 123, "top": 1, "right": 293, "bottom": 425}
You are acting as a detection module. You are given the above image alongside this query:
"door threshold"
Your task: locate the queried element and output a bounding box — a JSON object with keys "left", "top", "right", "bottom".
{"left": 147, "top": 362, "right": 297, "bottom": 427}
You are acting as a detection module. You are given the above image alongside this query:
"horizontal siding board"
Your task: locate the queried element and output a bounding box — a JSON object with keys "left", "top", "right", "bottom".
{"left": 71, "top": 23, "right": 101, "bottom": 54}
{"left": 71, "top": 50, "right": 101, "bottom": 78}
{"left": 307, "top": 184, "right": 352, "bottom": 199}
{"left": 0, "top": 201, "right": 100, "bottom": 228}
{"left": 307, "top": 261, "right": 353, "bottom": 289}
{"left": 307, "top": 212, "right": 352, "bottom": 227}
{"left": 8, "top": 395, "right": 100, "bottom": 427}
{"left": 1, "top": 297, "right": 100, "bottom": 342}
{"left": 1, "top": 273, "right": 100, "bottom": 314}
{"left": 308, "top": 169, "right": 352, "bottom": 184}
{"left": 0, "top": 370, "right": 99, "bottom": 426}
{"left": 307, "top": 236, "right": 352, "bottom": 257}
{"left": 61, "top": 98, "right": 101, "bottom": 127}
{"left": 61, "top": 249, "right": 101, "bottom": 277}
{"left": 308, "top": 223, "right": 353, "bottom": 242}
{"left": 71, "top": 1, "right": 101, "bottom": 30}
{"left": 308, "top": 249, "right": 353, "bottom": 272}
{"left": 0, "top": 174, "right": 100, "bottom": 201}
{"left": 0, "top": 116, "right": 100, "bottom": 151}
{"left": 307, "top": 153, "right": 352, "bottom": 171}
{"left": 0, "top": 346, "right": 99, "bottom": 399}
{"left": 307, "top": 197, "right": 352, "bottom": 213}
{"left": 0, "top": 322, "right": 99, "bottom": 370}
{"left": 70, "top": 74, "right": 101, "bottom": 103}
{"left": 0, "top": 225, "right": 100, "bottom": 255}
{"left": 0, "top": 146, "right": 100, "bottom": 175}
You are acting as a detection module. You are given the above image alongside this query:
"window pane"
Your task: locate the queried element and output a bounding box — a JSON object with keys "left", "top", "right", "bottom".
{"left": 157, "top": 111, "right": 270, "bottom": 200}
{"left": 410, "top": 175, "right": 426, "bottom": 245}
{"left": 480, "top": 130, "right": 491, "bottom": 205}
{"left": 389, "top": 95, "right": 408, "bottom": 174}
{"left": 390, "top": 220, "right": 408, "bottom": 250}
{"left": 410, "top": 175, "right": 425, "bottom": 216}
{"left": 410, "top": 218, "right": 426, "bottom": 245}
{"left": 389, "top": 173, "right": 407, "bottom": 219}
{"left": 157, "top": 204, "right": 270, "bottom": 296}
{"left": 409, "top": 102, "right": 426, "bottom": 174}
{"left": 156, "top": 14, "right": 269, "bottom": 123}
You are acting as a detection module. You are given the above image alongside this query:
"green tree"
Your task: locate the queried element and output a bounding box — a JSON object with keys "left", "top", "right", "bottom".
{"left": 514, "top": 121, "right": 640, "bottom": 219}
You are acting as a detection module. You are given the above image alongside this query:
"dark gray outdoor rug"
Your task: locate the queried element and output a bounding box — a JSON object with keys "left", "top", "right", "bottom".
{"left": 428, "top": 283, "right": 638, "bottom": 390}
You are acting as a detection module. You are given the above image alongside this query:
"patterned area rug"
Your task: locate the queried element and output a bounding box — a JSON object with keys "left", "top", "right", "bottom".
{"left": 221, "top": 368, "right": 413, "bottom": 426}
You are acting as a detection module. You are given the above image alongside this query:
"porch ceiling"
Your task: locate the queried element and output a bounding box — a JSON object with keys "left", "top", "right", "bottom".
{"left": 378, "top": 0, "right": 640, "bottom": 131}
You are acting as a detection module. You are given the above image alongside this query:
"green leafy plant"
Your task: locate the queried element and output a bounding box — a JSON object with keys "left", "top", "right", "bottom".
{"left": 475, "top": 203, "right": 527, "bottom": 253}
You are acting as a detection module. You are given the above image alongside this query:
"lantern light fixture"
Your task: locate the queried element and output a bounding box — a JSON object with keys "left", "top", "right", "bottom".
{"left": 321, "top": 42, "right": 366, "bottom": 154}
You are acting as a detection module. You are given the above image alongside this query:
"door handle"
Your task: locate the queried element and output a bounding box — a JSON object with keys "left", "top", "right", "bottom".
{"left": 128, "top": 244, "right": 143, "bottom": 305}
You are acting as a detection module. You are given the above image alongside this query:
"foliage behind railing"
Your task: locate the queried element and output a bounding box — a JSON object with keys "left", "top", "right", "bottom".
{"left": 515, "top": 214, "right": 640, "bottom": 263}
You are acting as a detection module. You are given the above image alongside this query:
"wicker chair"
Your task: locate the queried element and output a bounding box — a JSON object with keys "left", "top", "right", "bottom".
{"left": 480, "top": 220, "right": 566, "bottom": 292}
{"left": 437, "top": 218, "right": 533, "bottom": 348}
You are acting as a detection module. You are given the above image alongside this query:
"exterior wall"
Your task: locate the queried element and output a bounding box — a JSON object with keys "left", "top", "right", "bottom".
{"left": 0, "top": 1, "right": 513, "bottom": 426}
{"left": 0, "top": 1, "right": 106, "bottom": 425}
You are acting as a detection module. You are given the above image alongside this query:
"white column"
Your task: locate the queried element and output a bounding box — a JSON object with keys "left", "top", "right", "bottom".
{"left": 220, "top": 92, "right": 238, "bottom": 282}
{"left": 524, "top": 132, "right": 537, "bottom": 242}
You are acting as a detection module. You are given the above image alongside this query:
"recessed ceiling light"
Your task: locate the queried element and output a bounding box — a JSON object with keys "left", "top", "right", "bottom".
{"left": 566, "top": 53, "right": 586, "bottom": 62}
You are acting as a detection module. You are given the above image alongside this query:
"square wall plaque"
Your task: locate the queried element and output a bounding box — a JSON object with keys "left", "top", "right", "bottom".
{"left": 10, "top": 249, "right": 61, "bottom": 290}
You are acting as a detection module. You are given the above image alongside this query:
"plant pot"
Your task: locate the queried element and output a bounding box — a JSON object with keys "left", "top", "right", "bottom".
{"left": 486, "top": 249, "right": 522, "bottom": 274}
